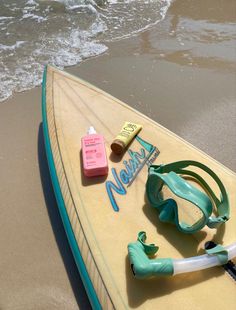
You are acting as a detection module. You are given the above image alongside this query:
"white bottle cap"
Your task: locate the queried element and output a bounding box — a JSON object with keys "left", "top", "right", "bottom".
{"left": 87, "top": 126, "right": 97, "bottom": 135}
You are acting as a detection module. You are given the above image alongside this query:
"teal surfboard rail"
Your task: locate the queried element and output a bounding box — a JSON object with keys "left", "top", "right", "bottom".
{"left": 41, "top": 66, "right": 101, "bottom": 310}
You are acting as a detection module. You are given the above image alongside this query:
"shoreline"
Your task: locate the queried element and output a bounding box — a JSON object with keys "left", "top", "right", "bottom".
{"left": 0, "top": 1, "right": 235, "bottom": 308}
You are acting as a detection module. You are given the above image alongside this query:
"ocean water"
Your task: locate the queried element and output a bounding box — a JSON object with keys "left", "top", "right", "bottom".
{"left": 0, "top": 0, "right": 172, "bottom": 102}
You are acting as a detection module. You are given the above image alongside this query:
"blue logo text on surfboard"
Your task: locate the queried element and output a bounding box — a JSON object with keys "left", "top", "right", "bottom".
{"left": 105, "top": 136, "right": 159, "bottom": 211}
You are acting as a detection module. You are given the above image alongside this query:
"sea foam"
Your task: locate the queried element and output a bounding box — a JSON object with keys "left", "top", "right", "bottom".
{"left": 0, "top": 0, "right": 172, "bottom": 102}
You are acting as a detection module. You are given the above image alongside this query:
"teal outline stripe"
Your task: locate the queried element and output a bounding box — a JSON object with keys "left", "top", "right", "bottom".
{"left": 41, "top": 66, "right": 101, "bottom": 309}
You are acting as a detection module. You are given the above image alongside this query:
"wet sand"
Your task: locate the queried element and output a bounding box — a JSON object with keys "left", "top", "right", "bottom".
{"left": 0, "top": 0, "right": 235, "bottom": 309}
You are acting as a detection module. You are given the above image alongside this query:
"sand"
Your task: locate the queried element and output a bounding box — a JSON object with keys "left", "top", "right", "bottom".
{"left": 0, "top": 0, "right": 235, "bottom": 309}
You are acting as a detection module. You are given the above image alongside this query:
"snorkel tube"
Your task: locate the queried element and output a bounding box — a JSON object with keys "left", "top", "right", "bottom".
{"left": 128, "top": 232, "right": 236, "bottom": 278}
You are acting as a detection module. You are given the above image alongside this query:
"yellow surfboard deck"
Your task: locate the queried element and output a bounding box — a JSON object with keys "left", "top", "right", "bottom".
{"left": 42, "top": 65, "right": 236, "bottom": 309}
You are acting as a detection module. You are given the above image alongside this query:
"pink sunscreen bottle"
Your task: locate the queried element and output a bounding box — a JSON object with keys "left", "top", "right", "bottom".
{"left": 81, "top": 126, "right": 108, "bottom": 177}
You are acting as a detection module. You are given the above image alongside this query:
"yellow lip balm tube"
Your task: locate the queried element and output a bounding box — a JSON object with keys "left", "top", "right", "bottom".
{"left": 111, "top": 121, "right": 142, "bottom": 155}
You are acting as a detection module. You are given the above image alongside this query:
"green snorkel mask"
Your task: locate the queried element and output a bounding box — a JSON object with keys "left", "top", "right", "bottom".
{"left": 146, "top": 160, "right": 229, "bottom": 234}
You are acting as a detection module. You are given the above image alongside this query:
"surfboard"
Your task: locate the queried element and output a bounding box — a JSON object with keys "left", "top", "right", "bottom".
{"left": 42, "top": 65, "right": 236, "bottom": 309}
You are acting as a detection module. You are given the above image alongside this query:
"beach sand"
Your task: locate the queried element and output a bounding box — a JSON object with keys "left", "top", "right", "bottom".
{"left": 0, "top": 0, "right": 235, "bottom": 309}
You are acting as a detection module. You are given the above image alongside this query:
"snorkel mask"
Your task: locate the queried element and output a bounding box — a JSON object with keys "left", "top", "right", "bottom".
{"left": 128, "top": 160, "right": 234, "bottom": 279}
{"left": 146, "top": 160, "right": 229, "bottom": 234}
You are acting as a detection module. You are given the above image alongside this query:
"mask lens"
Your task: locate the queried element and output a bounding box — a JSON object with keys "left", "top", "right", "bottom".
{"left": 163, "top": 185, "right": 206, "bottom": 231}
